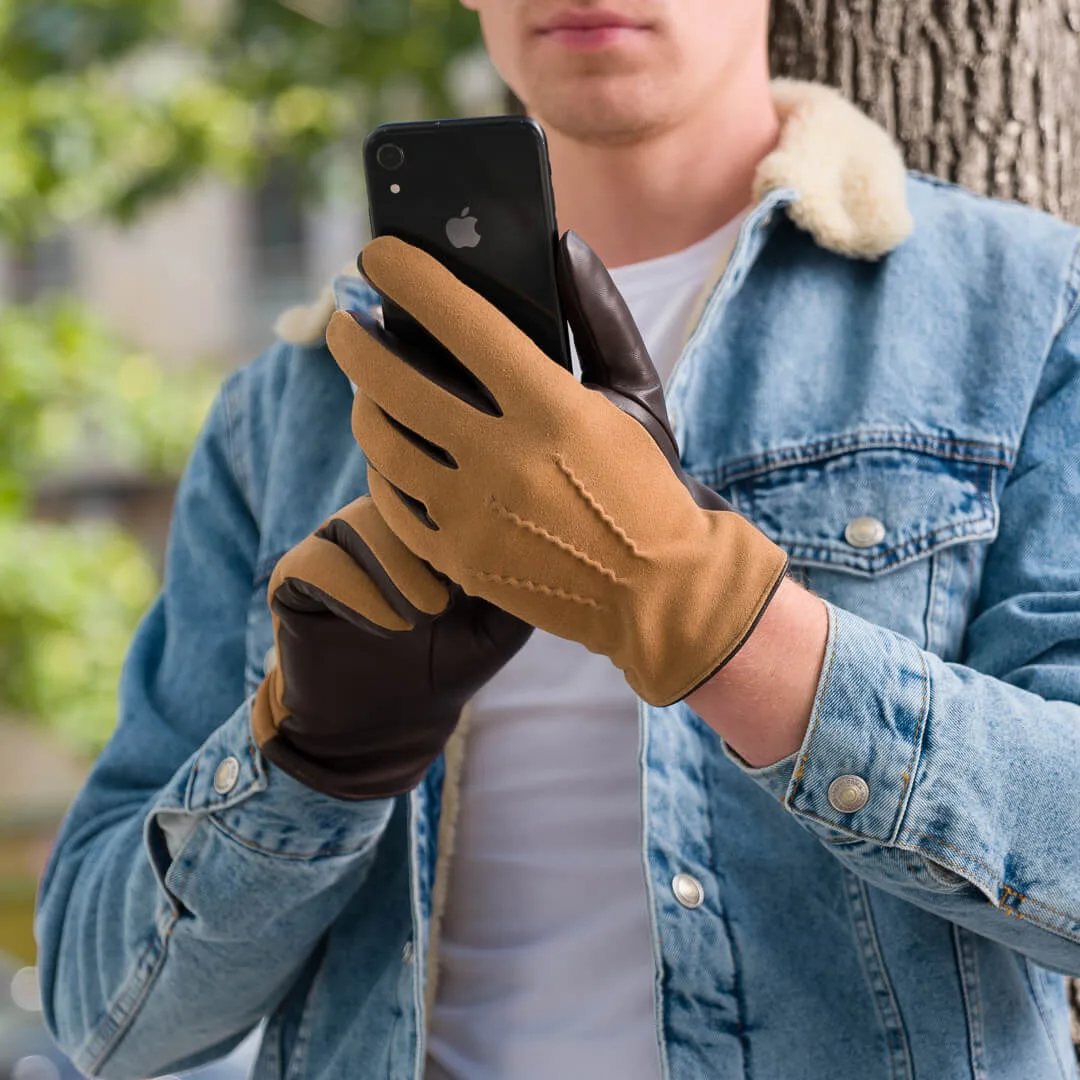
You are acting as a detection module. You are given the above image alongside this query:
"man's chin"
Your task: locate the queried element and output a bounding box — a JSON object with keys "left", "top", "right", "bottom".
{"left": 526, "top": 84, "right": 666, "bottom": 145}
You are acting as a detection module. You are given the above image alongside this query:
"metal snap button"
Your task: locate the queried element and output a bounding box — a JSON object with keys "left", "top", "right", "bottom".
{"left": 672, "top": 873, "right": 705, "bottom": 909}
{"left": 263, "top": 646, "right": 278, "bottom": 675}
{"left": 844, "top": 516, "right": 886, "bottom": 549}
{"left": 828, "top": 775, "right": 870, "bottom": 813}
{"left": 213, "top": 756, "right": 241, "bottom": 796}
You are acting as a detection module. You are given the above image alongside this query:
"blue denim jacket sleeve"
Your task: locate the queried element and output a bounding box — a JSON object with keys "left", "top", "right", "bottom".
{"left": 35, "top": 359, "right": 394, "bottom": 1080}
{"left": 725, "top": 294, "right": 1080, "bottom": 977}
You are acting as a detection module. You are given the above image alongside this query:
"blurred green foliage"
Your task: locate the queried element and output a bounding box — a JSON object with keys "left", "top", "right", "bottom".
{"left": 0, "top": 299, "right": 218, "bottom": 511}
{"left": 0, "top": 522, "right": 159, "bottom": 753}
{"left": 0, "top": 0, "right": 487, "bottom": 753}
{"left": 0, "top": 300, "right": 218, "bottom": 752}
{"left": 0, "top": 0, "right": 486, "bottom": 241}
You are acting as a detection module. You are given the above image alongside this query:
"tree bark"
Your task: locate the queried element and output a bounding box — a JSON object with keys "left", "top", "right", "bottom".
{"left": 768, "top": 0, "right": 1080, "bottom": 222}
{"left": 767, "top": 0, "right": 1080, "bottom": 1057}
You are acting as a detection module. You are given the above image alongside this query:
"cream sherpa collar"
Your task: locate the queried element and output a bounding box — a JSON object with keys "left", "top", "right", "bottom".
{"left": 275, "top": 79, "right": 912, "bottom": 346}
{"left": 756, "top": 79, "right": 913, "bottom": 259}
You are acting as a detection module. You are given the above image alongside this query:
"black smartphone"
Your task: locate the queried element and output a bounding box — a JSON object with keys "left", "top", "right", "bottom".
{"left": 363, "top": 116, "right": 572, "bottom": 370}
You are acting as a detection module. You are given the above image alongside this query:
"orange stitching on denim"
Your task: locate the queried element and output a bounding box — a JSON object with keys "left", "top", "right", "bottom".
{"left": 907, "top": 833, "right": 1080, "bottom": 926}
{"left": 790, "top": 623, "right": 927, "bottom": 836}
{"left": 1014, "top": 893, "right": 1080, "bottom": 925}
{"left": 1000, "top": 884, "right": 1026, "bottom": 920}
{"left": 788, "top": 809, "right": 1080, "bottom": 945}
{"left": 894, "top": 652, "right": 930, "bottom": 822}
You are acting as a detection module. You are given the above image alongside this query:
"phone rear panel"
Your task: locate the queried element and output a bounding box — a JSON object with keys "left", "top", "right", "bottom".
{"left": 364, "top": 117, "right": 570, "bottom": 369}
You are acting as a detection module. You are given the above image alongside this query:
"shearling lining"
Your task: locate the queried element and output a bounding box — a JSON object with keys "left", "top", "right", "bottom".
{"left": 755, "top": 79, "right": 913, "bottom": 259}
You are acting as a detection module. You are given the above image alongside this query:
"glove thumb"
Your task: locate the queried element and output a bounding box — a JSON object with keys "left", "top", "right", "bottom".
{"left": 556, "top": 229, "right": 731, "bottom": 514}
{"left": 556, "top": 230, "right": 681, "bottom": 474}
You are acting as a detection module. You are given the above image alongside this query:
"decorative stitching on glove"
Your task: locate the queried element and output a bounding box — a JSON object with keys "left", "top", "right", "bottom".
{"left": 465, "top": 568, "right": 602, "bottom": 609}
{"left": 488, "top": 496, "right": 623, "bottom": 584}
{"left": 554, "top": 454, "right": 643, "bottom": 558}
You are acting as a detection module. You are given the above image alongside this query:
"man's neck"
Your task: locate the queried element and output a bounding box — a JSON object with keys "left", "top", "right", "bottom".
{"left": 542, "top": 71, "right": 779, "bottom": 269}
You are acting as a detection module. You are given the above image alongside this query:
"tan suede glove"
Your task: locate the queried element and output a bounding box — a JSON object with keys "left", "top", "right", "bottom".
{"left": 327, "top": 234, "right": 788, "bottom": 707}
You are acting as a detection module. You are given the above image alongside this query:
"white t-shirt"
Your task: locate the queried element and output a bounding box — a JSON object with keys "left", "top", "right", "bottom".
{"left": 424, "top": 218, "right": 742, "bottom": 1080}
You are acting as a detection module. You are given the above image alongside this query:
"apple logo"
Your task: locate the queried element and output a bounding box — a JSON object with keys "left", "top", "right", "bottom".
{"left": 446, "top": 207, "right": 481, "bottom": 249}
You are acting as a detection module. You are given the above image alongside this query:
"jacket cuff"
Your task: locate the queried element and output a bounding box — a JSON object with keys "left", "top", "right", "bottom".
{"left": 148, "top": 699, "right": 394, "bottom": 868}
{"left": 727, "top": 603, "right": 930, "bottom": 843}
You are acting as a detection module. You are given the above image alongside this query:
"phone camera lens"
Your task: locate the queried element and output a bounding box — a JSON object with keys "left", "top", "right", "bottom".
{"left": 376, "top": 143, "right": 405, "bottom": 171}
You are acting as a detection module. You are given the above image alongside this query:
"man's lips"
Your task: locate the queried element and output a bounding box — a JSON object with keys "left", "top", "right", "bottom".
{"left": 534, "top": 10, "right": 653, "bottom": 50}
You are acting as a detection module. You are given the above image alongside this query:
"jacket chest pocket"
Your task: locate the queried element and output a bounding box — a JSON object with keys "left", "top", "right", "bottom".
{"left": 723, "top": 444, "right": 1002, "bottom": 660}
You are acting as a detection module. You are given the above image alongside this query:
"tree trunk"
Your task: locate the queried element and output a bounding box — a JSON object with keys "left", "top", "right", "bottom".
{"left": 768, "top": 0, "right": 1080, "bottom": 222}
{"left": 767, "top": 0, "right": 1080, "bottom": 1058}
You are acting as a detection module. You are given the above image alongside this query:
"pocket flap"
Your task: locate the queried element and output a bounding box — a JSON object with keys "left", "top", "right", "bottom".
{"left": 728, "top": 447, "right": 1000, "bottom": 577}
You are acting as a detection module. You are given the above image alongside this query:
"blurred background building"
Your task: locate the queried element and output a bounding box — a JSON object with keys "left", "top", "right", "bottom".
{"left": 2, "top": 170, "right": 368, "bottom": 369}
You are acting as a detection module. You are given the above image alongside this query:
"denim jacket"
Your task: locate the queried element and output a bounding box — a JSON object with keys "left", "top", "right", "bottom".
{"left": 37, "top": 80, "right": 1080, "bottom": 1079}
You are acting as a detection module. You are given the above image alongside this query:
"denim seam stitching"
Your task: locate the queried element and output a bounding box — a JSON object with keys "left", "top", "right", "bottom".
{"left": 83, "top": 917, "right": 178, "bottom": 1074}
{"left": 890, "top": 649, "right": 931, "bottom": 844}
{"left": 789, "top": 628, "right": 927, "bottom": 845}
{"left": 798, "top": 818, "right": 1080, "bottom": 943}
{"left": 284, "top": 939, "right": 332, "bottom": 1080}
{"left": 206, "top": 809, "right": 380, "bottom": 860}
{"left": 697, "top": 431, "right": 1015, "bottom": 488}
{"left": 778, "top": 511, "right": 997, "bottom": 574}
{"left": 901, "top": 833, "right": 1080, "bottom": 943}
{"left": 809, "top": 818, "right": 993, "bottom": 872}
{"left": 844, "top": 872, "right": 913, "bottom": 1080}
{"left": 222, "top": 372, "right": 256, "bottom": 524}
{"left": 810, "top": 824, "right": 1080, "bottom": 944}
{"left": 957, "top": 519, "right": 980, "bottom": 627}
{"left": 923, "top": 546, "right": 942, "bottom": 655}
{"left": 1023, "top": 958, "right": 1074, "bottom": 1080}
{"left": 952, "top": 924, "right": 987, "bottom": 1080}
{"left": 702, "top": 747, "right": 752, "bottom": 1073}
{"left": 721, "top": 431, "right": 1012, "bottom": 473}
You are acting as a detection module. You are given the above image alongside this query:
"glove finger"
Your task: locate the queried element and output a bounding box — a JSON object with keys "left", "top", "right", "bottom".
{"left": 368, "top": 467, "right": 446, "bottom": 572}
{"left": 351, "top": 393, "right": 453, "bottom": 517}
{"left": 558, "top": 230, "right": 655, "bottom": 395}
{"left": 269, "top": 532, "right": 413, "bottom": 635}
{"left": 352, "top": 393, "right": 457, "bottom": 471}
{"left": 344, "top": 302, "right": 503, "bottom": 418}
{"left": 328, "top": 308, "right": 487, "bottom": 457}
{"left": 358, "top": 235, "right": 581, "bottom": 412}
{"left": 556, "top": 230, "right": 682, "bottom": 474}
{"left": 318, "top": 495, "right": 450, "bottom": 618}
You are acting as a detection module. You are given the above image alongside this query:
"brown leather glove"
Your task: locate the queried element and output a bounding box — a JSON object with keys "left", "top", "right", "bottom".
{"left": 328, "top": 232, "right": 789, "bottom": 708}
{"left": 251, "top": 496, "right": 532, "bottom": 800}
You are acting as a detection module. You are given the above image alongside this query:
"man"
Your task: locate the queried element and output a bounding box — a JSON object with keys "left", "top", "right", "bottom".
{"left": 35, "top": 1, "right": 1080, "bottom": 1077}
